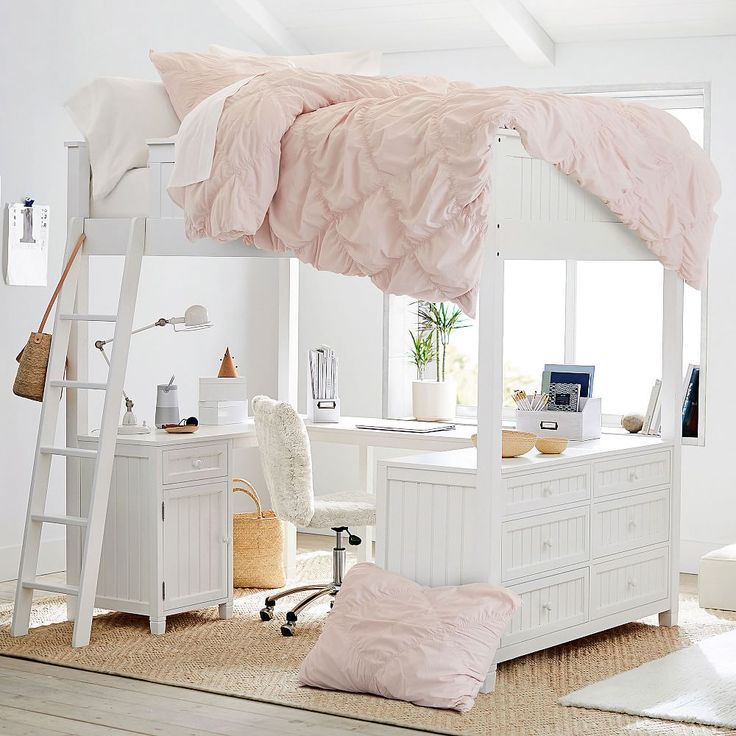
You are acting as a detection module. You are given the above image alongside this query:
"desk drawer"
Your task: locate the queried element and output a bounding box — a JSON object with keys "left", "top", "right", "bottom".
{"left": 593, "top": 450, "right": 670, "bottom": 498}
{"left": 504, "top": 465, "right": 591, "bottom": 515}
{"left": 591, "top": 547, "right": 669, "bottom": 618}
{"left": 504, "top": 568, "right": 589, "bottom": 645}
{"left": 162, "top": 443, "right": 228, "bottom": 485}
{"left": 593, "top": 489, "right": 670, "bottom": 558}
{"left": 502, "top": 506, "right": 589, "bottom": 581}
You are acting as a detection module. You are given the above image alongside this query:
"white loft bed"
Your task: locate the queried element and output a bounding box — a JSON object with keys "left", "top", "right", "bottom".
{"left": 57, "top": 131, "right": 683, "bottom": 665}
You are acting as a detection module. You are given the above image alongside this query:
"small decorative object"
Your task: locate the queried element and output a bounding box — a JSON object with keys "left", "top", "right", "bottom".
{"left": 218, "top": 347, "right": 238, "bottom": 378}
{"left": 232, "top": 478, "right": 285, "bottom": 588}
{"left": 163, "top": 417, "right": 199, "bottom": 434}
{"left": 622, "top": 413, "right": 644, "bottom": 433}
{"left": 155, "top": 375, "right": 180, "bottom": 428}
{"left": 535, "top": 437, "right": 568, "bottom": 454}
{"left": 547, "top": 382, "right": 581, "bottom": 412}
{"left": 409, "top": 302, "right": 468, "bottom": 421}
{"left": 501, "top": 430, "right": 536, "bottom": 458}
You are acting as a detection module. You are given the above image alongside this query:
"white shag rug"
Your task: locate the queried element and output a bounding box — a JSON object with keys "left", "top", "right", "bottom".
{"left": 560, "top": 629, "right": 736, "bottom": 729}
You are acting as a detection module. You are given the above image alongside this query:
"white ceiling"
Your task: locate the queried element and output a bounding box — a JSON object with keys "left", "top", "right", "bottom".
{"left": 257, "top": 0, "right": 736, "bottom": 54}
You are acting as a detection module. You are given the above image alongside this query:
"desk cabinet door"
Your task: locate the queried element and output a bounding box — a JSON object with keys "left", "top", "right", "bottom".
{"left": 163, "top": 481, "right": 229, "bottom": 611}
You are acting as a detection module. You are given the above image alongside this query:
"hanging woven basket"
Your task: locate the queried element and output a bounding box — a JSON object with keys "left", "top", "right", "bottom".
{"left": 232, "top": 478, "right": 285, "bottom": 589}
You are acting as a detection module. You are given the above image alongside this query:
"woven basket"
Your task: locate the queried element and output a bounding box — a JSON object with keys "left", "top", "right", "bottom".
{"left": 469, "top": 430, "right": 537, "bottom": 457}
{"left": 502, "top": 430, "right": 536, "bottom": 457}
{"left": 232, "top": 479, "right": 285, "bottom": 589}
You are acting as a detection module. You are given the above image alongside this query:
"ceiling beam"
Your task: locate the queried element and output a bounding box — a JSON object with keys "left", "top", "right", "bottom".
{"left": 470, "top": 0, "right": 555, "bottom": 67}
{"left": 215, "top": 0, "right": 308, "bottom": 55}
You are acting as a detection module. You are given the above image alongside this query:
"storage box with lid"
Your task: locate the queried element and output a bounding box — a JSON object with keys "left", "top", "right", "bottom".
{"left": 199, "top": 377, "right": 248, "bottom": 425}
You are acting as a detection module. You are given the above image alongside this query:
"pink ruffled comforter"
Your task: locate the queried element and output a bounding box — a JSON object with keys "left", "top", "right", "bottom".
{"left": 169, "top": 70, "right": 720, "bottom": 317}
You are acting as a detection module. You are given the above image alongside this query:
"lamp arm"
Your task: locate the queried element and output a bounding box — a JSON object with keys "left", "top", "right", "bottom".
{"left": 94, "top": 318, "right": 169, "bottom": 349}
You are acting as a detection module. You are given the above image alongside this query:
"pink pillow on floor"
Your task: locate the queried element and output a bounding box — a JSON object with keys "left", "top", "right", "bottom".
{"left": 298, "top": 563, "right": 520, "bottom": 713}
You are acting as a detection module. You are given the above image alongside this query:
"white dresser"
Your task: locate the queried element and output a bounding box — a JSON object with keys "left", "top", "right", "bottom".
{"left": 68, "top": 426, "right": 258, "bottom": 634}
{"left": 376, "top": 435, "right": 674, "bottom": 665}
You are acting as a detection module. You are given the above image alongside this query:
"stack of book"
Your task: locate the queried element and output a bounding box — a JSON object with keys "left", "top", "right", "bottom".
{"left": 642, "top": 364, "right": 699, "bottom": 437}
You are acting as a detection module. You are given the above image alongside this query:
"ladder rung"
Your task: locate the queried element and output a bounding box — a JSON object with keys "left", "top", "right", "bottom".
{"left": 49, "top": 380, "right": 107, "bottom": 391}
{"left": 31, "top": 514, "right": 88, "bottom": 527}
{"left": 40, "top": 446, "right": 97, "bottom": 459}
{"left": 60, "top": 314, "right": 117, "bottom": 322}
{"left": 21, "top": 579, "right": 78, "bottom": 596}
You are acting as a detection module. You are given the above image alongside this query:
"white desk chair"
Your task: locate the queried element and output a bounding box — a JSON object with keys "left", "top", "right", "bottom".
{"left": 252, "top": 395, "right": 376, "bottom": 636}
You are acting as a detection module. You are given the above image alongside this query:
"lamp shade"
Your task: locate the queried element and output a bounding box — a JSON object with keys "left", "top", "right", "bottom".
{"left": 171, "top": 305, "right": 213, "bottom": 331}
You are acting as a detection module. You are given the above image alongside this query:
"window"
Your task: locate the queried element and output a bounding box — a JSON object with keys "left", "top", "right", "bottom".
{"left": 384, "top": 87, "right": 707, "bottom": 437}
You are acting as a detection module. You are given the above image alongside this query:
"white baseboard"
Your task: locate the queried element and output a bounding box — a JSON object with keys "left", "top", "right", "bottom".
{"left": 680, "top": 538, "right": 732, "bottom": 574}
{"left": 0, "top": 539, "right": 66, "bottom": 583}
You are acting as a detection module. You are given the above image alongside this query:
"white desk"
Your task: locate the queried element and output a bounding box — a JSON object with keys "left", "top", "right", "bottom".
{"left": 70, "top": 418, "right": 475, "bottom": 630}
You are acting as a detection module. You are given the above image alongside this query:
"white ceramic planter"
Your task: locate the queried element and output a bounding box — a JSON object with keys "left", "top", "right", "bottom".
{"left": 412, "top": 380, "right": 456, "bottom": 421}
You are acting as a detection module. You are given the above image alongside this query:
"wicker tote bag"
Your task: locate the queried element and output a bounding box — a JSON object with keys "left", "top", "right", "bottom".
{"left": 13, "top": 233, "right": 86, "bottom": 401}
{"left": 232, "top": 478, "right": 286, "bottom": 589}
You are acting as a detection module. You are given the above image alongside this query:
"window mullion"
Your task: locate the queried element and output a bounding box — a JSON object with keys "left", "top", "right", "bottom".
{"left": 564, "top": 260, "right": 577, "bottom": 363}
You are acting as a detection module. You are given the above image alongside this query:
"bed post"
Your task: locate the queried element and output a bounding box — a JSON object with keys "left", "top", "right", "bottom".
{"left": 659, "top": 268, "right": 684, "bottom": 626}
{"left": 277, "top": 257, "right": 299, "bottom": 579}
{"left": 64, "top": 142, "right": 90, "bottom": 619}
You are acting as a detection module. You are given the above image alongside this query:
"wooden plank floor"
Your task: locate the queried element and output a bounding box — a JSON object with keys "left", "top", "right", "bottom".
{"left": 0, "top": 534, "right": 425, "bottom": 736}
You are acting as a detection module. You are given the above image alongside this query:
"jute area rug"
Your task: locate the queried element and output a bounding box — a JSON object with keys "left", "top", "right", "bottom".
{"left": 1, "top": 551, "right": 735, "bottom": 736}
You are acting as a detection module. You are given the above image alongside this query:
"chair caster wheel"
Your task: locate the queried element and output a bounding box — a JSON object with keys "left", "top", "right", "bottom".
{"left": 281, "top": 621, "right": 296, "bottom": 636}
{"left": 259, "top": 606, "right": 274, "bottom": 621}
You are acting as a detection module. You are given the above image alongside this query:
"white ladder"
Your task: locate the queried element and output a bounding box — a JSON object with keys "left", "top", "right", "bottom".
{"left": 11, "top": 217, "right": 145, "bottom": 647}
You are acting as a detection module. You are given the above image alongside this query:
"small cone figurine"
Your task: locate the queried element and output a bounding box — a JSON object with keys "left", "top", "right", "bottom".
{"left": 218, "top": 347, "right": 238, "bottom": 378}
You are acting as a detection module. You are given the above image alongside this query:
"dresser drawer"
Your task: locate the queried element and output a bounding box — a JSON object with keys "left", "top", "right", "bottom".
{"left": 162, "top": 442, "right": 228, "bottom": 485}
{"left": 593, "top": 450, "right": 670, "bottom": 498}
{"left": 591, "top": 547, "right": 669, "bottom": 618}
{"left": 502, "top": 506, "right": 590, "bottom": 581}
{"left": 504, "top": 568, "right": 589, "bottom": 645}
{"left": 504, "top": 465, "right": 591, "bottom": 515}
{"left": 592, "top": 489, "right": 669, "bottom": 558}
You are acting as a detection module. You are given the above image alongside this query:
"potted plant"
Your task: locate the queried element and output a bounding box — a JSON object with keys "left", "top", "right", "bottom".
{"left": 409, "top": 302, "right": 467, "bottom": 421}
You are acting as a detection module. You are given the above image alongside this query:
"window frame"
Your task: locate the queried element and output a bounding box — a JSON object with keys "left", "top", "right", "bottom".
{"left": 382, "top": 83, "right": 710, "bottom": 445}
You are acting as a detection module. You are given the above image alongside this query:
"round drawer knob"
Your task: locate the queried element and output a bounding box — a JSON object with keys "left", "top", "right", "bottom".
{"left": 628, "top": 519, "right": 637, "bottom": 530}
{"left": 192, "top": 458, "right": 203, "bottom": 469}
{"left": 542, "top": 602, "right": 553, "bottom": 612}
{"left": 222, "top": 536, "right": 232, "bottom": 544}
{"left": 627, "top": 579, "right": 638, "bottom": 589}
{"left": 628, "top": 470, "right": 639, "bottom": 482}
{"left": 542, "top": 486, "right": 552, "bottom": 496}
{"left": 542, "top": 539, "right": 553, "bottom": 549}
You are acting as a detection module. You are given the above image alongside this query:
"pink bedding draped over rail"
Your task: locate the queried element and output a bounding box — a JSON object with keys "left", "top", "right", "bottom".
{"left": 168, "top": 71, "right": 720, "bottom": 318}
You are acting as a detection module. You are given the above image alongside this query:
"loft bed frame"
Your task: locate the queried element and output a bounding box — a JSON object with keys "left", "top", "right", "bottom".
{"left": 53, "top": 131, "right": 684, "bottom": 653}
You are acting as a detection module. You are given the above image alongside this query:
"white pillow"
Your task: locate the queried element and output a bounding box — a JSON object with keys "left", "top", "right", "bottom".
{"left": 208, "top": 45, "right": 382, "bottom": 76}
{"left": 65, "top": 77, "right": 180, "bottom": 199}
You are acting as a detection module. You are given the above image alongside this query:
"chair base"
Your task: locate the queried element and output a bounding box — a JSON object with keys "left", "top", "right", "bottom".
{"left": 259, "top": 527, "right": 358, "bottom": 636}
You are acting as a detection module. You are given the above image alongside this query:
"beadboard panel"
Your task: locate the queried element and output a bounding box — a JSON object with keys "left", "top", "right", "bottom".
{"left": 591, "top": 547, "right": 669, "bottom": 618}
{"left": 504, "top": 568, "right": 589, "bottom": 646}
{"left": 592, "top": 488, "right": 670, "bottom": 558}
{"left": 502, "top": 506, "right": 590, "bottom": 581}
{"left": 496, "top": 136, "right": 617, "bottom": 225}
{"left": 163, "top": 481, "right": 229, "bottom": 611}
{"left": 80, "top": 455, "right": 152, "bottom": 605}
{"left": 504, "top": 465, "right": 591, "bottom": 515}
{"left": 382, "top": 478, "right": 476, "bottom": 586}
{"left": 593, "top": 450, "right": 671, "bottom": 497}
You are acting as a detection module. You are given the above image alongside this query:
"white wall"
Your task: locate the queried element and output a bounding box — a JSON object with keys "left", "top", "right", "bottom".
{"left": 0, "top": 0, "right": 276, "bottom": 580}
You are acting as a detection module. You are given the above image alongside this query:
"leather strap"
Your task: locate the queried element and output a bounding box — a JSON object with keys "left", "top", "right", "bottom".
{"left": 37, "top": 233, "right": 86, "bottom": 334}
